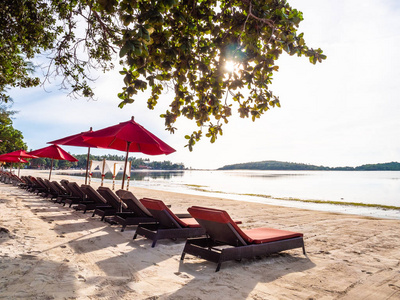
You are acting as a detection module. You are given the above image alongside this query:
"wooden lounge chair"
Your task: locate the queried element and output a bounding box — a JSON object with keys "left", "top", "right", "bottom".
{"left": 78, "top": 185, "right": 112, "bottom": 214}
{"left": 35, "top": 177, "right": 51, "bottom": 197}
{"left": 93, "top": 187, "right": 130, "bottom": 221}
{"left": 50, "top": 181, "right": 70, "bottom": 201}
{"left": 43, "top": 179, "right": 64, "bottom": 201}
{"left": 63, "top": 182, "right": 86, "bottom": 207}
{"left": 133, "top": 198, "right": 206, "bottom": 248}
{"left": 181, "top": 206, "right": 306, "bottom": 272}
{"left": 113, "top": 190, "right": 157, "bottom": 232}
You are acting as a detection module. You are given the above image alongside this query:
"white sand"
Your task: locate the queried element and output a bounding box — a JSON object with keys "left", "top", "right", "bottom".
{"left": 0, "top": 169, "right": 399, "bottom": 299}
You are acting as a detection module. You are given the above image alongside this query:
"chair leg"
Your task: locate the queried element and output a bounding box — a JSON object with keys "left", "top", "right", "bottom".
{"left": 180, "top": 252, "right": 186, "bottom": 261}
{"left": 216, "top": 263, "right": 222, "bottom": 272}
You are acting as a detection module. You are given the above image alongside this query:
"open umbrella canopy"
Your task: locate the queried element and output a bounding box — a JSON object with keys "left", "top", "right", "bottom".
{"left": 82, "top": 116, "right": 175, "bottom": 190}
{"left": 48, "top": 128, "right": 98, "bottom": 148}
{"left": 0, "top": 150, "right": 38, "bottom": 159}
{"left": 28, "top": 145, "right": 78, "bottom": 162}
{"left": 0, "top": 155, "right": 29, "bottom": 163}
{"left": 48, "top": 128, "right": 98, "bottom": 184}
{"left": 28, "top": 145, "right": 78, "bottom": 180}
{"left": 82, "top": 117, "right": 176, "bottom": 155}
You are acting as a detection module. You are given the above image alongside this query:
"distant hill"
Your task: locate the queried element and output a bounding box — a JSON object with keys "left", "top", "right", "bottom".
{"left": 218, "top": 160, "right": 400, "bottom": 171}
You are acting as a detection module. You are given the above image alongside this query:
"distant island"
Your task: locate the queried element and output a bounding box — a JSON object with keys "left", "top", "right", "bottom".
{"left": 218, "top": 160, "right": 400, "bottom": 171}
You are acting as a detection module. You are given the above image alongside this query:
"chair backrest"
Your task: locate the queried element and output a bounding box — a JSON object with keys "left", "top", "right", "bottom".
{"left": 188, "top": 206, "right": 250, "bottom": 246}
{"left": 97, "top": 187, "right": 127, "bottom": 210}
{"left": 140, "top": 198, "right": 189, "bottom": 229}
{"left": 60, "top": 180, "right": 72, "bottom": 194}
{"left": 116, "top": 190, "right": 152, "bottom": 217}
{"left": 67, "top": 182, "right": 85, "bottom": 199}
{"left": 36, "top": 177, "right": 49, "bottom": 191}
{"left": 52, "top": 181, "right": 68, "bottom": 194}
{"left": 29, "top": 176, "right": 42, "bottom": 188}
{"left": 44, "top": 179, "right": 58, "bottom": 195}
{"left": 80, "top": 185, "right": 107, "bottom": 204}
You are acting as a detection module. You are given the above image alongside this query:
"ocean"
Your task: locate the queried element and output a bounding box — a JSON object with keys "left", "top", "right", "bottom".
{"left": 75, "top": 170, "right": 400, "bottom": 220}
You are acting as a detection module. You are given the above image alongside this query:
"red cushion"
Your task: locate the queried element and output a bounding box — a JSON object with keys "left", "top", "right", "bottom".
{"left": 188, "top": 206, "right": 232, "bottom": 223}
{"left": 242, "top": 228, "right": 303, "bottom": 244}
{"left": 180, "top": 218, "right": 202, "bottom": 228}
{"left": 142, "top": 198, "right": 201, "bottom": 228}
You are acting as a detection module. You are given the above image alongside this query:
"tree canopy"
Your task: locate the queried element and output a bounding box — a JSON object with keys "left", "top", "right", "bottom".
{"left": 0, "top": 104, "right": 27, "bottom": 154}
{"left": 0, "top": 0, "right": 326, "bottom": 149}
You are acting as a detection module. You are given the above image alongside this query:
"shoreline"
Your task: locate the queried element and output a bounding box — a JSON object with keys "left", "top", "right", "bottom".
{"left": 1, "top": 169, "right": 400, "bottom": 299}
{"left": 61, "top": 168, "right": 400, "bottom": 220}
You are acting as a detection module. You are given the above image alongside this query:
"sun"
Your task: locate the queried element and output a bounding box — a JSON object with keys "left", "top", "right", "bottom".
{"left": 224, "top": 60, "right": 236, "bottom": 73}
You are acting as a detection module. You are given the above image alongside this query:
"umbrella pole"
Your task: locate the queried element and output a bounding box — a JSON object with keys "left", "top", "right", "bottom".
{"left": 126, "top": 160, "right": 132, "bottom": 191}
{"left": 49, "top": 159, "right": 54, "bottom": 180}
{"left": 101, "top": 158, "right": 106, "bottom": 186}
{"left": 85, "top": 147, "right": 91, "bottom": 185}
{"left": 121, "top": 142, "right": 131, "bottom": 190}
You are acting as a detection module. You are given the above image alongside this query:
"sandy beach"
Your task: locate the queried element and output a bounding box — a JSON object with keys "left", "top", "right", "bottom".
{"left": 1, "top": 169, "right": 400, "bottom": 299}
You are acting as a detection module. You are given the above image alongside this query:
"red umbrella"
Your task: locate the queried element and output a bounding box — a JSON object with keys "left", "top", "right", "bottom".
{"left": 28, "top": 145, "right": 78, "bottom": 180}
{"left": 0, "top": 150, "right": 37, "bottom": 159}
{"left": 48, "top": 128, "right": 98, "bottom": 184}
{"left": 0, "top": 150, "right": 38, "bottom": 176}
{"left": 83, "top": 116, "right": 175, "bottom": 189}
{"left": 0, "top": 155, "right": 29, "bottom": 173}
{"left": 0, "top": 155, "right": 29, "bottom": 163}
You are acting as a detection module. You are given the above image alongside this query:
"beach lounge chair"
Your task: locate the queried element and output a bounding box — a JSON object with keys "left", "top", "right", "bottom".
{"left": 50, "top": 180, "right": 69, "bottom": 195}
{"left": 62, "top": 181, "right": 86, "bottom": 207}
{"left": 88, "top": 187, "right": 128, "bottom": 221}
{"left": 43, "top": 179, "right": 64, "bottom": 200}
{"left": 113, "top": 190, "right": 157, "bottom": 232}
{"left": 133, "top": 198, "right": 206, "bottom": 248}
{"left": 35, "top": 177, "right": 51, "bottom": 197}
{"left": 18, "top": 176, "right": 32, "bottom": 189}
{"left": 78, "top": 185, "right": 112, "bottom": 214}
{"left": 24, "top": 176, "right": 40, "bottom": 192}
{"left": 181, "top": 206, "right": 306, "bottom": 272}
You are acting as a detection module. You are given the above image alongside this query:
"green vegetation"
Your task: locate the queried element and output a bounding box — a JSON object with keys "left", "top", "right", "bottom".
{"left": 219, "top": 160, "right": 400, "bottom": 171}
{"left": 28, "top": 154, "right": 185, "bottom": 170}
{"left": 1, "top": 0, "right": 325, "bottom": 148}
{"left": 0, "top": 104, "right": 26, "bottom": 154}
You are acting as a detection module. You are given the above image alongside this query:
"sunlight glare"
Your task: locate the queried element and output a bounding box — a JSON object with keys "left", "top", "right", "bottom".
{"left": 225, "top": 60, "right": 236, "bottom": 73}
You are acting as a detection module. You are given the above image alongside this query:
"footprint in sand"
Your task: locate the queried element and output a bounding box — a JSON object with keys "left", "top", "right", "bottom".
{"left": 77, "top": 274, "right": 86, "bottom": 282}
{"left": 174, "top": 272, "right": 190, "bottom": 279}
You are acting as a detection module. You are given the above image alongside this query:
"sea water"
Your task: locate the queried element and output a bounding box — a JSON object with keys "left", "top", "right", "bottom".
{"left": 78, "top": 170, "right": 400, "bottom": 219}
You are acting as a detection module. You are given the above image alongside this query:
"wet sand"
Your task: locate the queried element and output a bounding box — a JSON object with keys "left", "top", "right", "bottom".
{"left": 0, "top": 169, "right": 399, "bottom": 299}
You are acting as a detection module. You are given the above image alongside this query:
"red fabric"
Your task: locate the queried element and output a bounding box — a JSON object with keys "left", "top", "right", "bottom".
{"left": 28, "top": 145, "right": 78, "bottom": 162}
{"left": 188, "top": 206, "right": 303, "bottom": 244}
{"left": 141, "top": 198, "right": 200, "bottom": 228}
{"left": 48, "top": 128, "right": 99, "bottom": 148}
{"left": 0, "top": 150, "right": 37, "bottom": 159}
{"left": 82, "top": 117, "right": 175, "bottom": 155}
{"left": 188, "top": 206, "right": 232, "bottom": 224}
{"left": 242, "top": 228, "right": 303, "bottom": 244}
{"left": 0, "top": 155, "right": 28, "bottom": 163}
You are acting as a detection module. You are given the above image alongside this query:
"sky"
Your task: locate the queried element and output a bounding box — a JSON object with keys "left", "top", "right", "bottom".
{"left": 8, "top": 0, "right": 400, "bottom": 169}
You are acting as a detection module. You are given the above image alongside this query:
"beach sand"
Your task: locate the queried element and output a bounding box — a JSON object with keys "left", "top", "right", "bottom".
{"left": 1, "top": 169, "right": 400, "bottom": 299}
